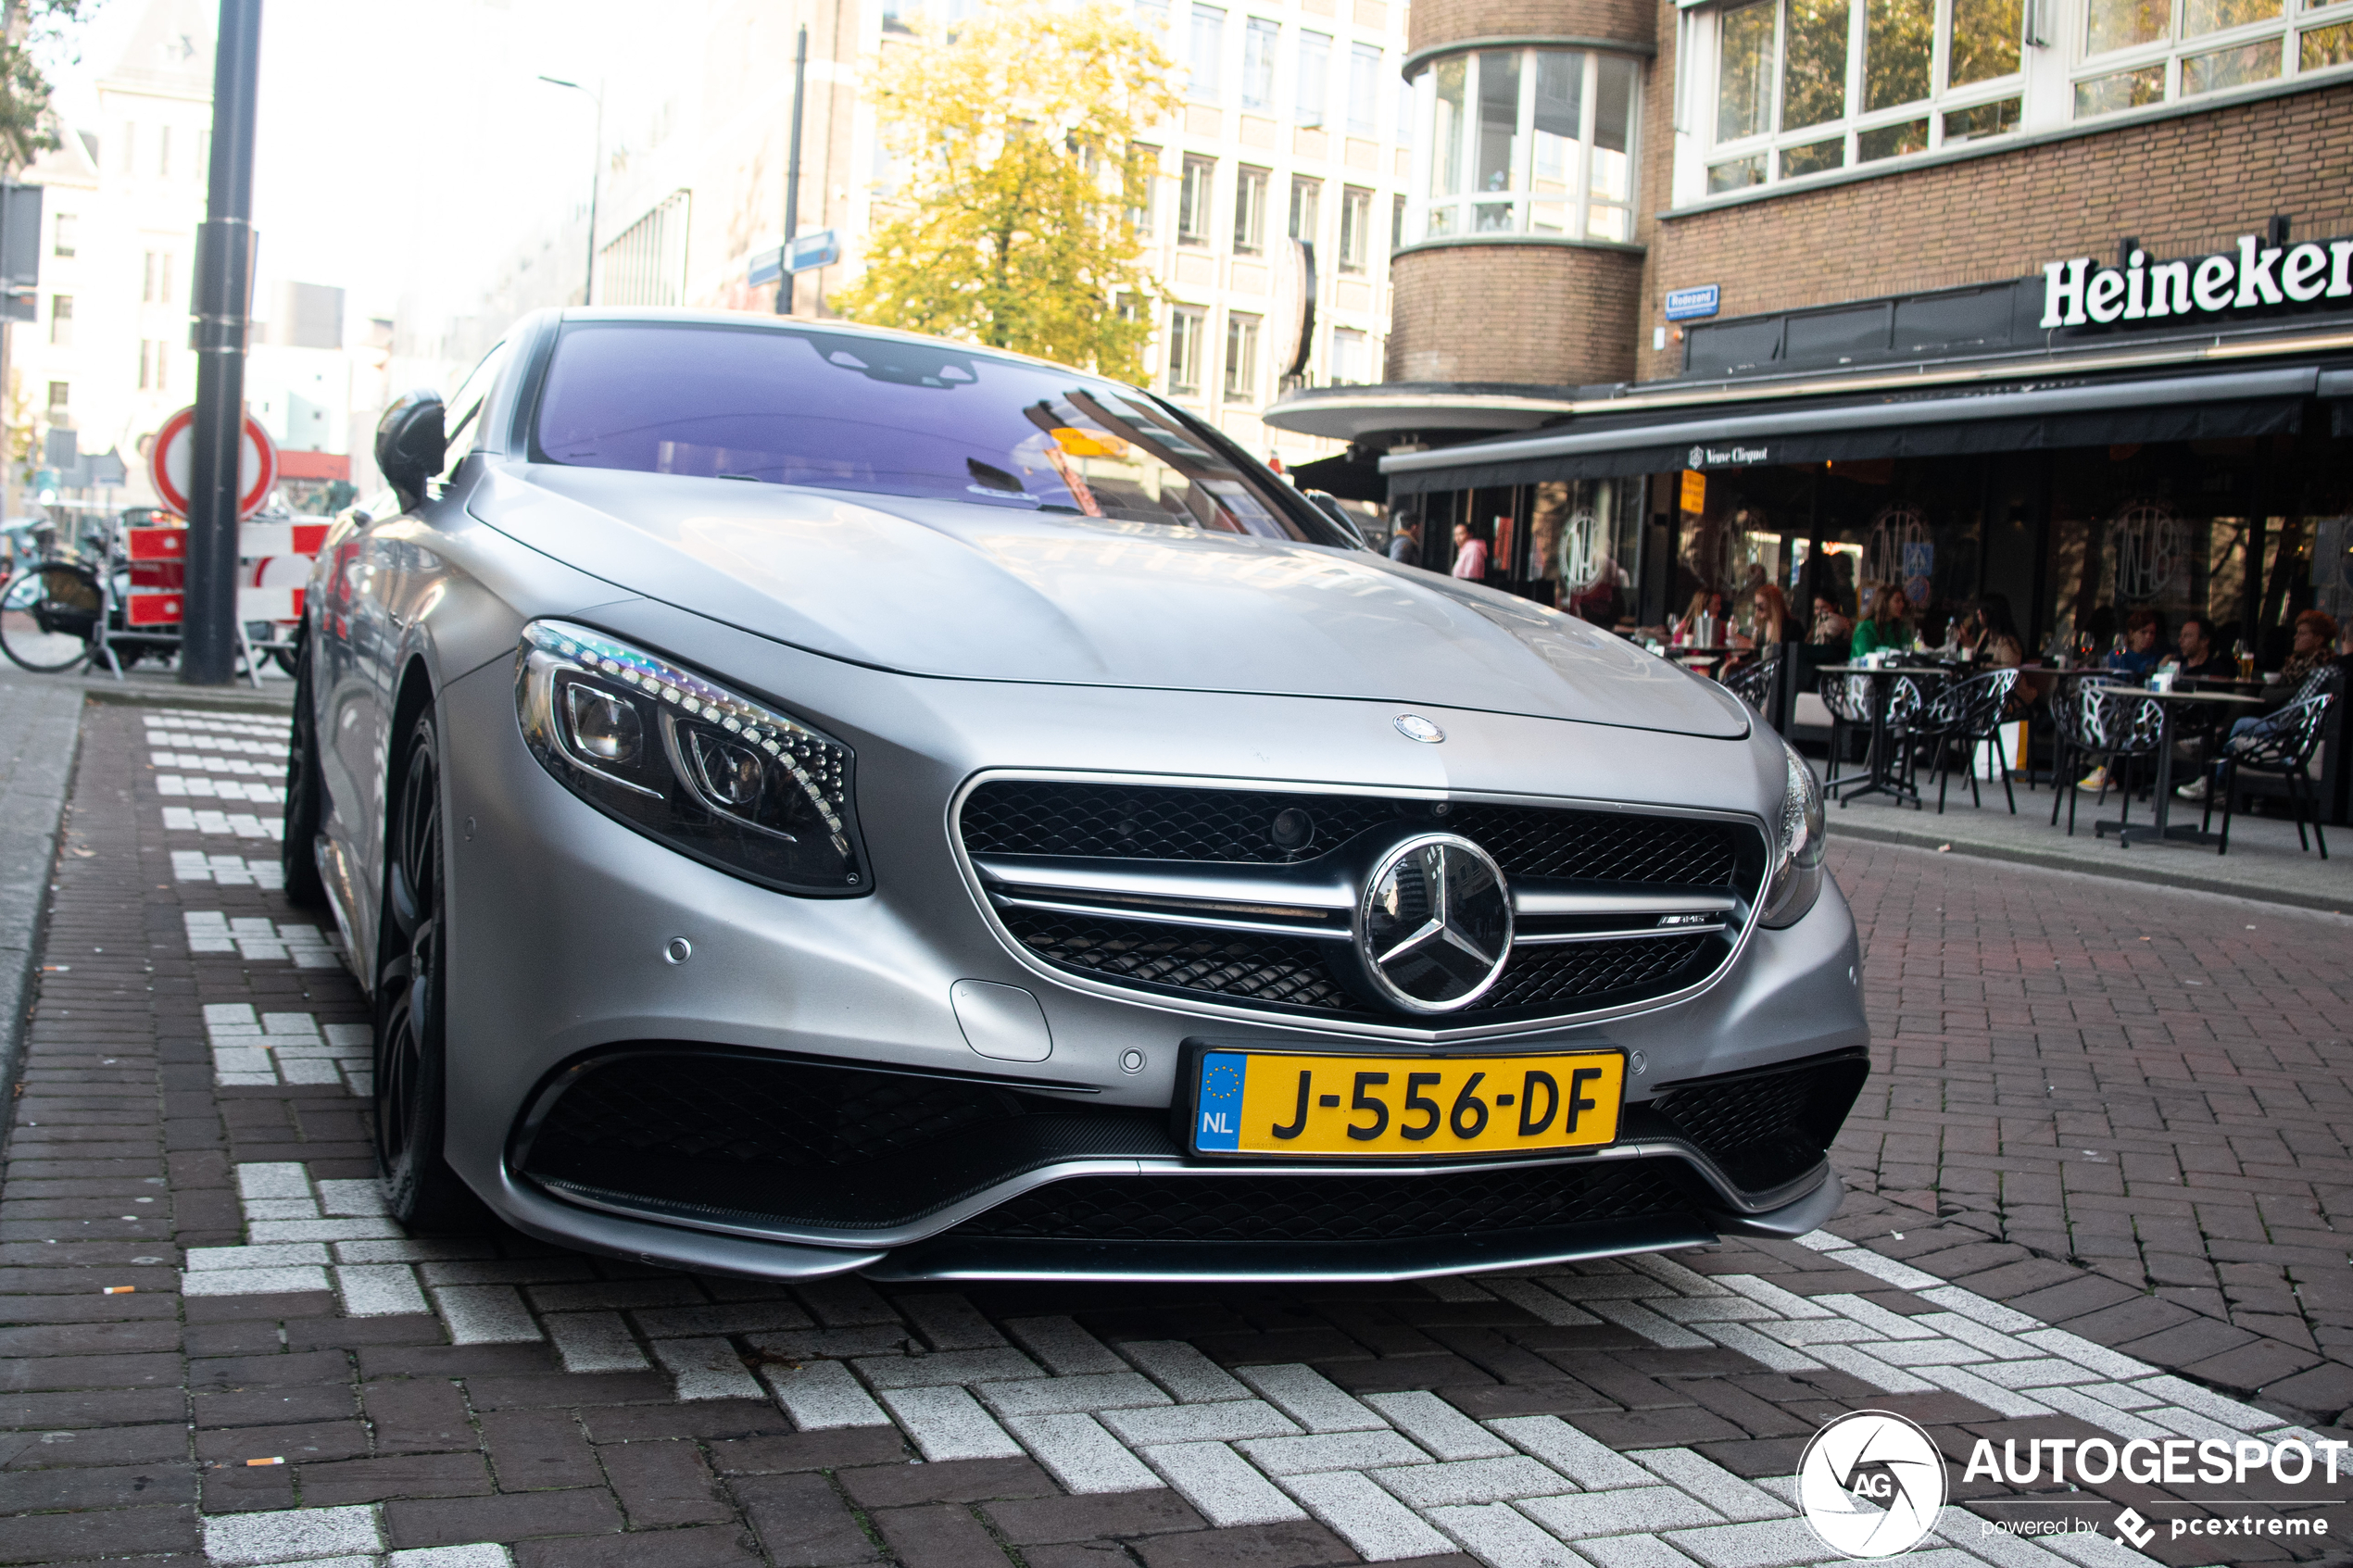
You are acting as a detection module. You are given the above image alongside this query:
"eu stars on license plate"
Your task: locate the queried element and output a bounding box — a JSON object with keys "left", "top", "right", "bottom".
{"left": 1192, "top": 1049, "right": 1624, "bottom": 1158}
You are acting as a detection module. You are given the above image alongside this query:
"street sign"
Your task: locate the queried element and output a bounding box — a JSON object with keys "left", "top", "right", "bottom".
{"left": 1664, "top": 284, "right": 1721, "bottom": 321}
{"left": 786, "top": 229, "right": 839, "bottom": 273}
{"left": 749, "top": 245, "right": 784, "bottom": 286}
{"left": 148, "top": 405, "right": 278, "bottom": 521}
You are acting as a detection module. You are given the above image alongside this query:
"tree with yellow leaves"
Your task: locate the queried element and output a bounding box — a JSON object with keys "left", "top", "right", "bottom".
{"left": 831, "top": 2, "right": 1180, "bottom": 383}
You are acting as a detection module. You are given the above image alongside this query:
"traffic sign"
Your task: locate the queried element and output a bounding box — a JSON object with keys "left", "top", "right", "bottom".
{"left": 786, "top": 229, "right": 839, "bottom": 273}
{"left": 148, "top": 405, "right": 278, "bottom": 521}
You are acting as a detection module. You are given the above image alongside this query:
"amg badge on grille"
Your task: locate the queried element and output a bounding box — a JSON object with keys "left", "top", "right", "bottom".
{"left": 1353, "top": 834, "right": 1514, "bottom": 1014}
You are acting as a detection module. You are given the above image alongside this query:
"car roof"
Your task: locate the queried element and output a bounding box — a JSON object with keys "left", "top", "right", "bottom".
{"left": 548, "top": 307, "right": 1118, "bottom": 384}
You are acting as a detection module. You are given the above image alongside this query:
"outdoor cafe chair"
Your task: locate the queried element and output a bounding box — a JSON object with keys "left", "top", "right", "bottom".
{"left": 1720, "top": 642, "right": 1780, "bottom": 715}
{"left": 1914, "top": 668, "right": 2020, "bottom": 814}
{"left": 2201, "top": 692, "right": 2334, "bottom": 859}
{"left": 2049, "top": 683, "right": 2161, "bottom": 837}
{"left": 1818, "top": 671, "right": 1875, "bottom": 793}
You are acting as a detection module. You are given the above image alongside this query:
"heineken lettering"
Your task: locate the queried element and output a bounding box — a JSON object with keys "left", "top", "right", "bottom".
{"left": 2041, "top": 232, "right": 2353, "bottom": 329}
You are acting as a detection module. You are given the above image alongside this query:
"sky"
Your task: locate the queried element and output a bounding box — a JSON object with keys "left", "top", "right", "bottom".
{"left": 44, "top": 0, "right": 623, "bottom": 332}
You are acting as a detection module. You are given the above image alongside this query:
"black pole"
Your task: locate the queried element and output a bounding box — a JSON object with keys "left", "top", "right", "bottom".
{"left": 182, "top": 0, "right": 263, "bottom": 686}
{"left": 775, "top": 22, "right": 808, "bottom": 316}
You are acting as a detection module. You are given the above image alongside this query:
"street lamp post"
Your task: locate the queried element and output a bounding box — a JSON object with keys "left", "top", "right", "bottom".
{"left": 537, "top": 75, "right": 604, "bottom": 307}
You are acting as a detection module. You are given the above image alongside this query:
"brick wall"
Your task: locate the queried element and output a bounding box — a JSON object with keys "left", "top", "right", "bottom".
{"left": 1632, "top": 65, "right": 2353, "bottom": 381}
{"left": 1406, "top": 0, "right": 1654, "bottom": 58}
{"left": 1388, "top": 243, "right": 1644, "bottom": 383}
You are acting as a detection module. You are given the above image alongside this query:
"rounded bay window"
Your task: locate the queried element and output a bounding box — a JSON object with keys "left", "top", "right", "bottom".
{"left": 1411, "top": 45, "right": 1642, "bottom": 245}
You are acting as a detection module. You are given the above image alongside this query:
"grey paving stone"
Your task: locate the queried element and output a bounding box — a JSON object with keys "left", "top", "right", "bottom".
{"left": 1138, "top": 1439, "right": 1305, "bottom": 1527}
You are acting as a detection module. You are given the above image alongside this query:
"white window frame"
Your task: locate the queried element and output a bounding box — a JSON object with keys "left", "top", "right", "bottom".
{"left": 2068, "top": 0, "right": 2348, "bottom": 119}
{"left": 1408, "top": 47, "right": 1642, "bottom": 245}
{"left": 1242, "top": 16, "right": 1279, "bottom": 110}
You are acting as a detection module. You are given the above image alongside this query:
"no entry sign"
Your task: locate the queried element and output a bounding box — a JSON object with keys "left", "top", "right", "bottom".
{"left": 149, "top": 406, "right": 278, "bottom": 521}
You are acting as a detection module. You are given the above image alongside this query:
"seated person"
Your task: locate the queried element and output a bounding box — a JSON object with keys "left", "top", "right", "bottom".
{"left": 1850, "top": 585, "right": 1915, "bottom": 659}
{"left": 2162, "top": 614, "right": 2235, "bottom": 681}
{"left": 2179, "top": 610, "right": 2341, "bottom": 801}
{"left": 1806, "top": 595, "right": 1852, "bottom": 646}
{"left": 2106, "top": 608, "right": 2164, "bottom": 682}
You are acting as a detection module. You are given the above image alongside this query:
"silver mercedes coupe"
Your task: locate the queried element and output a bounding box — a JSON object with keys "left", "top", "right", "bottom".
{"left": 287, "top": 307, "right": 1866, "bottom": 1283}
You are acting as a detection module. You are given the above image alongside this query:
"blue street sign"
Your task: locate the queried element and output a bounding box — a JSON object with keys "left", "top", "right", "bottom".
{"left": 748, "top": 245, "right": 784, "bottom": 286}
{"left": 1664, "top": 284, "right": 1720, "bottom": 321}
{"left": 786, "top": 229, "right": 840, "bottom": 273}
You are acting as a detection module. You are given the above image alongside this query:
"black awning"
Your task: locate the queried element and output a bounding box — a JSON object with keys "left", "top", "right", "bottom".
{"left": 1381, "top": 364, "right": 2320, "bottom": 495}
{"left": 1288, "top": 449, "right": 1388, "bottom": 503}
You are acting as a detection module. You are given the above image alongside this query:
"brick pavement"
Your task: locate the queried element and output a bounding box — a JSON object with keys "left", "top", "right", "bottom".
{"left": 5, "top": 696, "right": 2352, "bottom": 1567}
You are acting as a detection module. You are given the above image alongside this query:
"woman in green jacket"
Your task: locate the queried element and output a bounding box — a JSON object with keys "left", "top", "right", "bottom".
{"left": 1851, "top": 585, "right": 1916, "bottom": 659}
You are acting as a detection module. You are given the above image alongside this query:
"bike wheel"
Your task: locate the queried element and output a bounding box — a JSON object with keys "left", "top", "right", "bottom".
{"left": 0, "top": 564, "right": 103, "bottom": 672}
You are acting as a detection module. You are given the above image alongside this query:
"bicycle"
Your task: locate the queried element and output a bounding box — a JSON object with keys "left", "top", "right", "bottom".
{"left": 0, "top": 517, "right": 300, "bottom": 680}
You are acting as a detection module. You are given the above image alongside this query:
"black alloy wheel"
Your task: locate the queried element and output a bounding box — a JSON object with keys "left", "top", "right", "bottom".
{"left": 281, "top": 630, "right": 328, "bottom": 909}
{"left": 373, "top": 706, "right": 479, "bottom": 1230}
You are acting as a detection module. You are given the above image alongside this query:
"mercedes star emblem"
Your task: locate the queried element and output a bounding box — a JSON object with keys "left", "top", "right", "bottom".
{"left": 1354, "top": 833, "right": 1514, "bottom": 1013}
{"left": 1393, "top": 713, "right": 1445, "bottom": 744}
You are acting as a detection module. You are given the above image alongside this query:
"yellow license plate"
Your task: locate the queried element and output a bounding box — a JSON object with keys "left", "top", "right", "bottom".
{"left": 1191, "top": 1049, "right": 1624, "bottom": 1158}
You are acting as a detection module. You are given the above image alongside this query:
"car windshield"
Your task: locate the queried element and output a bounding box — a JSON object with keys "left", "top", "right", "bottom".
{"left": 533, "top": 321, "right": 1343, "bottom": 544}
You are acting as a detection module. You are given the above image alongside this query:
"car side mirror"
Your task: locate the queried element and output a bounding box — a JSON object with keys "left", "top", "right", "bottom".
{"left": 375, "top": 390, "right": 447, "bottom": 511}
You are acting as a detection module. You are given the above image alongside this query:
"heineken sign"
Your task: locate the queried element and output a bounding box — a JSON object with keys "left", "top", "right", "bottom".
{"left": 2042, "top": 232, "right": 2353, "bottom": 328}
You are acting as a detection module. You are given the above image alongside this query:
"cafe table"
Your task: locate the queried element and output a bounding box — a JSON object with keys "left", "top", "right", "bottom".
{"left": 1818, "top": 662, "right": 1950, "bottom": 809}
{"left": 2086, "top": 684, "right": 2265, "bottom": 847}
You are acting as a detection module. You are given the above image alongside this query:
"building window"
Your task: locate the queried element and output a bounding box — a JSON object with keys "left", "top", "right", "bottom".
{"left": 1189, "top": 4, "right": 1226, "bottom": 102}
{"left": 882, "top": 0, "right": 915, "bottom": 33}
{"left": 143, "top": 251, "right": 176, "bottom": 304}
{"left": 2070, "top": 0, "right": 2329, "bottom": 117}
{"left": 120, "top": 121, "right": 134, "bottom": 173}
{"left": 1233, "top": 165, "right": 1268, "bottom": 253}
{"left": 1224, "top": 311, "right": 1261, "bottom": 400}
{"left": 158, "top": 124, "right": 171, "bottom": 178}
{"left": 598, "top": 191, "right": 692, "bottom": 307}
{"left": 1415, "top": 48, "right": 1639, "bottom": 242}
{"left": 1392, "top": 192, "right": 1407, "bottom": 251}
{"left": 1177, "top": 156, "right": 1214, "bottom": 243}
{"left": 1131, "top": 144, "right": 1161, "bottom": 235}
{"left": 1700, "top": 0, "right": 2037, "bottom": 191}
{"left": 1297, "top": 30, "right": 1330, "bottom": 124}
{"left": 1349, "top": 43, "right": 1384, "bottom": 136}
{"left": 1134, "top": 0, "right": 1170, "bottom": 31}
{"left": 1242, "top": 17, "right": 1278, "bottom": 110}
{"left": 48, "top": 295, "right": 70, "bottom": 346}
{"left": 138, "top": 340, "right": 168, "bottom": 393}
{"left": 1330, "top": 327, "right": 1370, "bottom": 385}
{"left": 52, "top": 214, "right": 74, "bottom": 258}
{"left": 1338, "top": 185, "right": 1372, "bottom": 271}
{"left": 1167, "top": 306, "right": 1206, "bottom": 394}
{"left": 46, "top": 381, "right": 68, "bottom": 415}
{"left": 1289, "top": 177, "right": 1322, "bottom": 245}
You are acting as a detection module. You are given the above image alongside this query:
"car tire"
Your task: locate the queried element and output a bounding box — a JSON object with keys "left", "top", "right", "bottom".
{"left": 281, "top": 634, "right": 329, "bottom": 909}
{"left": 372, "top": 704, "right": 481, "bottom": 1231}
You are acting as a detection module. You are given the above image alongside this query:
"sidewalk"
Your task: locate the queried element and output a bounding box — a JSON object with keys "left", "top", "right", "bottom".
{"left": 1, "top": 695, "right": 2347, "bottom": 1566}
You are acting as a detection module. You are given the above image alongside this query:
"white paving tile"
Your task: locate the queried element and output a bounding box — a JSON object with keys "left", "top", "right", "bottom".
{"left": 1238, "top": 1429, "right": 1433, "bottom": 1476}
{"left": 764, "top": 1359, "right": 890, "bottom": 1429}
{"left": 433, "top": 1285, "right": 543, "bottom": 1344}
{"left": 653, "top": 1336, "right": 766, "bottom": 1400}
{"left": 1430, "top": 1502, "right": 1594, "bottom": 1567}
{"left": 1004, "top": 1314, "right": 1127, "bottom": 1374}
{"left": 1363, "top": 1390, "right": 1516, "bottom": 1460}
{"left": 1285, "top": 1469, "right": 1459, "bottom": 1561}
{"left": 1662, "top": 1516, "right": 1843, "bottom": 1568}
{"left": 1484, "top": 1277, "right": 1604, "bottom": 1325}
{"left": 335, "top": 1264, "right": 429, "bottom": 1317}
{"left": 976, "top": 1372, "right": 1171, "bottom": 1417}
{"left": 1490, "top": 1416, "right": 1653, "bottom": 1488}
{"left": 1235, "top": 1362, "right": 1386, "bottom": 1432}
{"left": 1819, "top": 1246, "right": 1944, "bottom": 1290}
{"left": 877, "top": 1385, "right": 1025, "bottom": 1460}
{"left": 899, "top": 1292, "right": 1006, "bottom": 1350}
{"left": 1373, "top": 1455, "right": 1579, "bottom": 1508}
{"left": 1140, "top": 1439, "right": 1306, "bottom": 1526}
{"left": 1522, "top": 1486, "right": 1725, "bottom": 1538}
{"left": 1806, "top": 1343, "right": 1937, "bottom": 1394}
{"left": 1915, "top": 1363, "right": 2057, "bottom": 1419}
{"left": 546, "top": 1311, "right": 650, "bottom": 1374}
{"left": 387, "top": 1548, "right": 515, "bottom": 1568}
{"left": 181, "top": 1264, "right": 330, "bottom": 1296}
{"left": 1100, "top": 1399, "right": 1301, "bottom": 1446}
{"left": 1005, "top": 1411, "right": 1162, "bottom": 1493}
{"left": 1121, "top": 1338, "right": 1250, "bottom": 1402}
{"left": 854, "top": 1348, "right": 1042, "bottom": 1388}
{"left": 1587, "top": 1298, "right": 1713, "bottom": 1348}
{"left": 1692, "top": 1321, "right": 1825, "bottom": 1373}
{"left": 203, "top": 1505, "right": 382, "bottom": 1564}
{"left": 1631, "top": 1449, "right": 1792, "bottom": 1521}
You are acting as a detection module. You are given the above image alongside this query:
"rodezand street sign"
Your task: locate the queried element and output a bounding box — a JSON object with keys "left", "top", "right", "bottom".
{"left": 749, "top": 230, "right": 841, "bottom": 287}
{"left": 148, "top": 405, "right": 278, "bottom": 521}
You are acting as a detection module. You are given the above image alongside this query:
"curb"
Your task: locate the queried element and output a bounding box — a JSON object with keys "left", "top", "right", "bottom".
{"left": 1829, "top": 818, "right": 2348, "bottom": 916}
{"left": 0, "top": 682, "right": 85, "bottom": 1154}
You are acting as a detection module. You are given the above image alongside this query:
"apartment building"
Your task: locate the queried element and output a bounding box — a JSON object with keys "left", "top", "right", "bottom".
{"left": 519, "top": 0, "right": 1416, "bottom": 470}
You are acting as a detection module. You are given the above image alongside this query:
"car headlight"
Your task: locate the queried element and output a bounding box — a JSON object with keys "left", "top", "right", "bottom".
{"left": 515, "top": 621, "right": 869, "bottom": 896}
{"left": 1759, "top": 740, "right": 1826, "bottom": 929}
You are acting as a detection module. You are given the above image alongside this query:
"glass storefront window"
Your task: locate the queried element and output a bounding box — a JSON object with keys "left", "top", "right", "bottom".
{"left": 1783, "top": 0, "right": 1852, "bottom": 127}
{"left": 2075, "top": 0, "right": 2318, "bottom": 120}
{"left": 1866, "top": 0, "right": 1935, "bottom": 109}
{"left": 1718, "top": 2, "right": 1777, "bottom": 140}
{"left": 1949, "top": 0, "right": 2023, "bottom": 82}
{"left": 1410, "top": 48, "right": 1639, "bottom": 245}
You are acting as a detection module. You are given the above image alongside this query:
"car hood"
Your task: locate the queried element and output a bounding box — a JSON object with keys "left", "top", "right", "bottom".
{"left": 476, "top": 462, "right": 1746, "bottom": 738}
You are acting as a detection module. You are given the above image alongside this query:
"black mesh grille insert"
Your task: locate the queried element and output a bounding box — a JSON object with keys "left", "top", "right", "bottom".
{"left": 962, "top": 780, "right": 1745, "bottom": 884}
{"left": 520, "top": 1050, "right": 1183, "bottom": 1231}
{"left": 952, "top": 1160, "right": 1701, "bottom": 1243}
{"left": 1649, "top": 1052, "right": 1870, "bottom": 1193}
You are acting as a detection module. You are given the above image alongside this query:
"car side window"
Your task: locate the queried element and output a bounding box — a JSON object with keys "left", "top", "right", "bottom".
{"left": 439, "top": 339, "right": 514, "bottom": 478}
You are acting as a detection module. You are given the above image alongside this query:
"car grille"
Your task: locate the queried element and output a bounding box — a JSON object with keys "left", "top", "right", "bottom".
{"left": 948, "top": 1160, "right": 1702, "bottom": 1244}
{"left": 963, "top": 779, "right": 1764, "bottom": 1026}
{"left": 963, "top": 779, "right": 1745, "bottom": 884}
{"left": 1644, "top": 1051, "right": 1871, "bottom": 1194}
